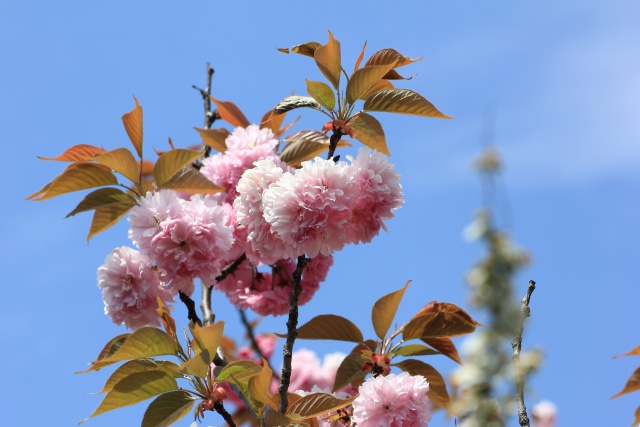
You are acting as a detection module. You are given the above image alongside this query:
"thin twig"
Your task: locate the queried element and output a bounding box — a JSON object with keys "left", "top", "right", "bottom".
{"left": 239, "top": 308, "right": 267, "bottom": 361}
{"left": 512, "top": 280, "right": 536, "bottom": 427}
{"left": 214, "top": 401, "right": 236, "bottom": 427}
{"left": 179, "top": 291, "right": 203, "bottom": 327}
{"left": 200, "top": 254, "right": 248, "bottom": 327}
{"left": 278, "top": 255, "right": 308, "bottom": 413}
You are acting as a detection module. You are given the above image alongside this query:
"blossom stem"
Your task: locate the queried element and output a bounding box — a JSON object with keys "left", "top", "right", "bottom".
{"left": 278, "top": 255, "right": 308, "bottom": 413}
{"left": 512, "top": 280, "right": 536, "bottom": 427}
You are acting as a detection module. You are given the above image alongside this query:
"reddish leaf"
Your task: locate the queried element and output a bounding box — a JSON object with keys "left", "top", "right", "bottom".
{"left": 631, "top": 406, "right": 640, "bottom": 427}
{"left": 139, "top": 160, "right": 155, "bottom": 176}
{"left": 360, "top": 79, "right": 394, "bottom": 101}
{"left": 353, "top": 40, "right": 367, "bottom": 72}
{"left": 614, "top": 345, "right": 640, "bottom": 358}
{"left": 333, "top": 344, "right": 369, "bottom": 392}
{"left": 306, "top": 79, "right": 336, "bottom": 111}
{"left": 292, "top": 41, "right": 321, "bottom": 57}
{"left": 286, "top": 393, "right": 357, "bottom": 420}
{"left": 37, "top": 144, "right": 106, "bottom": 162}
{"left": 363, "top": 89, "right": 452, "bottom": 119}
{"left": 66, "top": 188, "right": 136, "bottom": 218}
{"left": 209, "top": 97, "right": 250, "bottom": 128}
{"left": 153, "top": 149, "right": 203, "bottom": 186}
{"left": 371, "top": 281, "right": 409, "bottom": 340}
{"left": 121, "top": 96, "right": 143, "bottom": 158}
{"left": 279, "top": 130, "right": 350, "bottom": 167}
{"left": 347, "top": 112, "right": 389, "bottom": 155}
{"left": 403, "top": 311, "right": 478, "bottom": 340}
{"left": 259, "top": 110, "right": 286, "bottom": 136}
{"left": 277, "top": 314, "right": 363, "bottom": 343}
{"left": 158, "top": 166, "right": 223, "bottom": 195}
{"left": 364, "top": 48, "right": 423, "bottom": 69}
{"left": 346, "top": 63, "right": 397, "bottom": 105}
{"left": 194, "top": 127, "right": 229, "bottom": 153}
{"left": 612, "top": 367, "right": 640, "bottom": 398}
{"left": 88, "top": 202, "right": 135, "bottom": 241}
{"left": 314, "top": 30, "right": 341, "bottom": 90}
{"left": 394, "top": 359, "right": 451, "bottom": 411}
{"left": 93, "top": 147, "right": 140, "bottom": 183}
{"left": 421, "top": 337, "right": 462, "bottom": 364}
{"left": 27, "top": 163, "right": 118, "bottom": 201}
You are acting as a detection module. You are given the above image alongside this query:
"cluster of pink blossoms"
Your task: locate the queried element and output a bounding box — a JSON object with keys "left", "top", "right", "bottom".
{"left": 352, "top": 372, "right": 432, "bottom": 427}
{"left": 97, "top": 247, "right": 174, "bottom": 330}
{"left": 235, "top": 147, "right": 404, "bottom": 260}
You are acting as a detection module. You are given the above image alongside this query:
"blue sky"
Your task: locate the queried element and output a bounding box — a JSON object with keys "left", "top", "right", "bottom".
{"left": 1, "top": 1, "right": 638, "bottom": 426}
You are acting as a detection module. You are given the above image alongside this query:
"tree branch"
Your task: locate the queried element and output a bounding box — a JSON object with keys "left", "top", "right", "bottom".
{"left": 214, "top": 401, "right": 236, "bottom": 427}
{"left": 179, "top": 291, "right": 202, "bottom": 327}
{"left": 512, "top": 280, "right": 536, "bottom": 427}
{"left": 326, "top": 130, "right": 343, "bottom": 160}
{"left": 200, "top": 254, "right": 247, "bottom": 327}
{"left": 278, "top": 255, "right": 308, "bottom": 413}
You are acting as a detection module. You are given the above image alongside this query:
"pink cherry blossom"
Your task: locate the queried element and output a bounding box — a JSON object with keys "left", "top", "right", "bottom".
{"left": 97, "top": 247, "right": 173, "bottom": 330}
{"left": 345, "top": 148, "right": 404, "bottom": 244}
{"left": 352, "top": 372, "right": 431, "bottom": 427}
{"left": 128, "top": 190, "right": 182, "bottom": 253}
{"left": 200, "top": 125, "right": 281, "bottom": 204}
{"left": 262, "top": 157, "right": 356, "bottom": 258}
{"left": 234, "top": 159, "right": 293, "bottom": 264}
{"left": 288, "top": 349, "right": 346, "bottom": 393}
{"left": 532, "top": 400, "right": 557, "bottom": 427}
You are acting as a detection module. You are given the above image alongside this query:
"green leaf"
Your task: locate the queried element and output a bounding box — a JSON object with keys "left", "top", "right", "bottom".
{"left": 82, "top": 370, "right": 178, "bottom": 422}
{"left": 371, "top": 281, "right": 409, "bottom": 340}
{"left": 345, "top": 63, "right": 397, "bottom": 105}
{"left": 314, "top": 30, "right": 341, "bottom": 90}
{"left": 180, "top": 350, "right": 211, "bottom": 378}
{"left": 273, "top": 96, "right": 325, "bottom": 115}
{"left": 99, "top": 359, "right": 182, "bottom": 393}
{"left": 347, "top": 112, "right": 389, "bottom": 155}
{"left": 81, "top": 327, "right": 177, "bottom": 372}
{"left": 394, "top": 359, "right": 451, "bottom": 411}
{"left": 95, "top": 334, "right": 130, "bottom": 361}
{"left": 278, "top": 314, "right": 363, "bottom": 343}
{"left": 93, "top": 147, "right": 141, "bottom": 183}
{"left": 66, "top": 188, "right": 136, "bottom": 218}
{"left": 190, "top": 322, "right": 224, "bottom": 363}
{"left": 121, "top": 96, "right": 144, "bottom": 159}
{"left": 217, "top": 360, "right": 263, "bottom": 383}
{"left": 421, "top": 337, "right": 462, "bottom": 364}
{"left": 248, "top": 359, "right": 273, "bottom": 418}
{"left": 27, "top": 163, "right": 118, "bottom": 201}
{"left": 37, "top": 144, "right": 106, "bottom": 162}
{"left": 363, "top": 89, "right": 451, "bottom": 119}
{"left": 391, "top": 344, "right": 440, "bottom": 357}
{"left": 194, "top": 127, "right": 229, "bottom": 153}
{"left": 612, "top": 367, "right": 640, "bottom": 398}
{"left": 141, "top": 391, "right": 196, "bottom": 427}
{"left": 279, "top": 130, "right": 350, "bottom": 167}
{"left": 158, "top": 166, "right": 223, "bottom": 195}
{"left": 287, "top": 393, "right": 356, "bottom": 420}
{"left": 209, "top": 97, "right": 250, "bottom": 128}
{"left": 305, "top": 80, "right": 336, "bottom": 111}
{"left": 87, "top": 202, "right": 135, "bottom": 241}
{"left": 153, "top": 149, "right": 203, "bottom": 186}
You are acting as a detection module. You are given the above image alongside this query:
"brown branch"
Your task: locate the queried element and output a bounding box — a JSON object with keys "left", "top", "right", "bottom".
{"left": 179, "top": 291, "right": 202, "bottom": 327}
{"left": 278, "top": 255, "right": 308, "bottom": 413}
{"left": 326, "top": 130, "right": 344, "bottom": 160}
{"left": 239, "top": 308, "right": 266, "bottom": 361}
{"left": 512, "top": 280, "right": 536, "bottom": 427}
{"left": 214, "top": 401, "right": 236, "bottom": 427}
{"left": 200, "top": 254, "right": 248, "bottom": 327}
